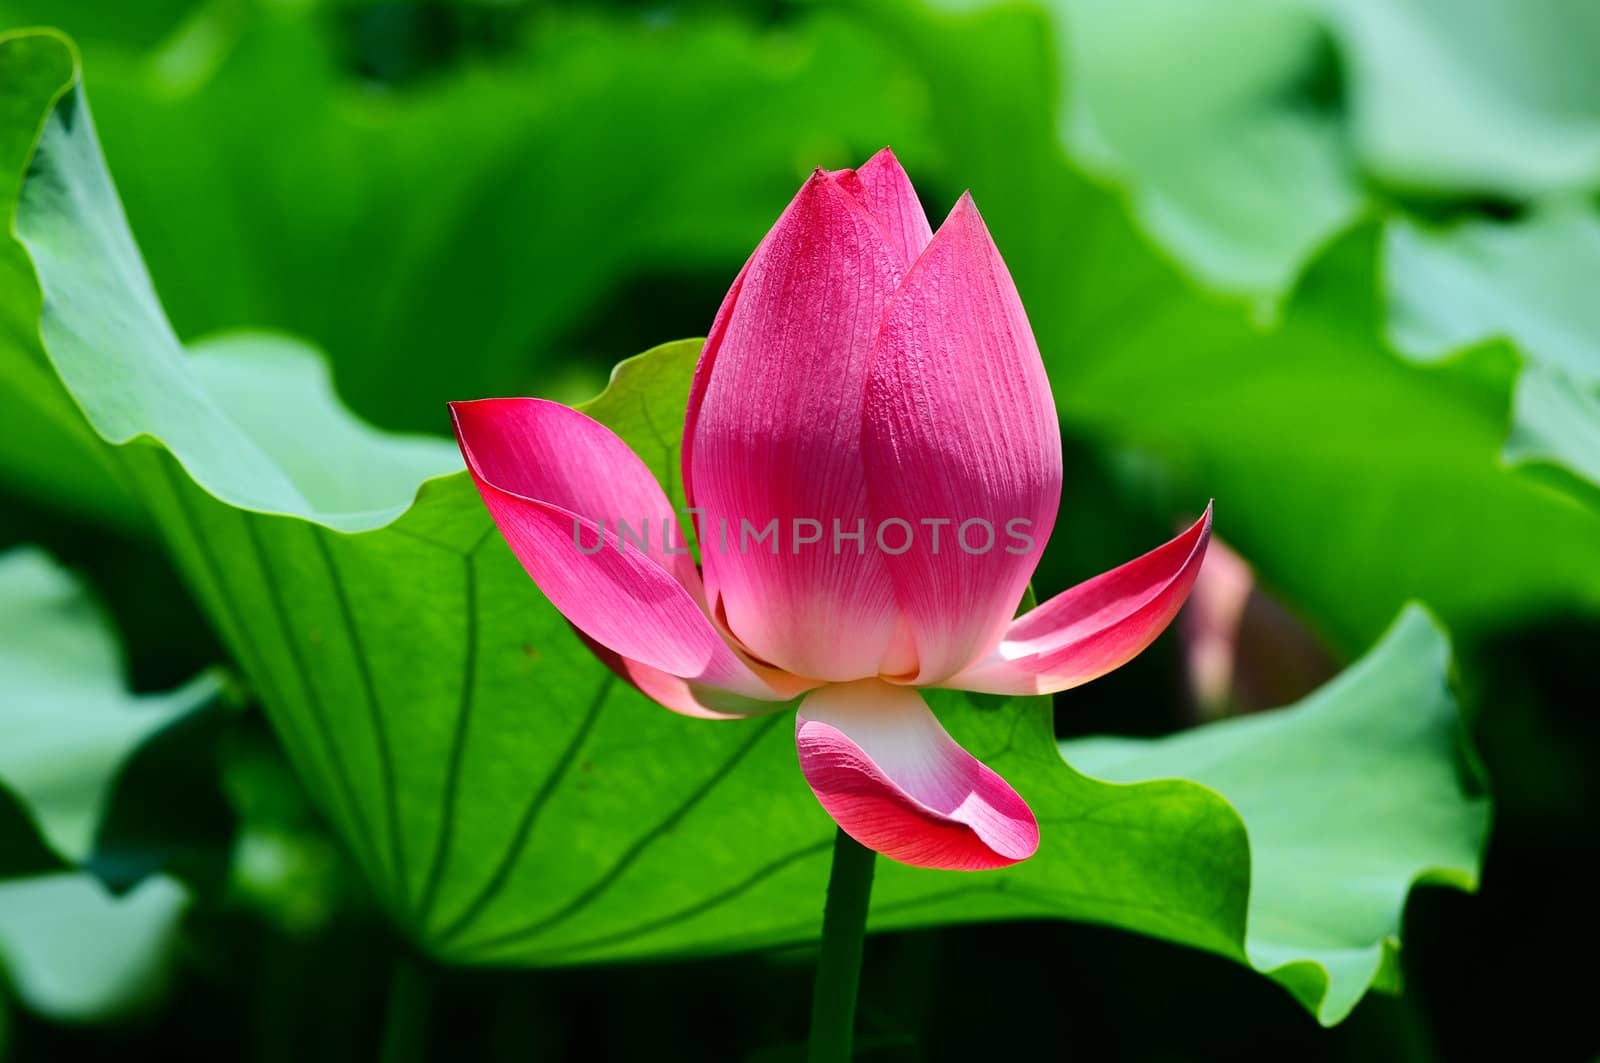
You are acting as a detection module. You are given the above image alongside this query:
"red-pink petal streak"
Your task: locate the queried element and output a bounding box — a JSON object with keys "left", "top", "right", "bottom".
{"left": 450, "top": 399, "right": 784, "bottom": 702}
{"left": 681, "top": 257, "right": 748, "bottom": 516}
{"left": 795, "top": 679, "right": 1038, "bottom": 870}
{"left": 863, "top": 193, "right": 1063, "bottom": 686}
{"left": 947, "top": 505, "right": 1214, "bottom": 696}
{"left": 687, "top": 170, "right": 908, "bottom": 681}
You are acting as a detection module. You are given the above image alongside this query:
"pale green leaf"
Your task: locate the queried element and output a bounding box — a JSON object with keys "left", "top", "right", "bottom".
{"left": 0, "top": 547, "right": 218, "bottom": 861}
{"left": 0, "top": 874, "right": 186, "bottom": 1022}
{"left": 1386, "top": 204, "right": 1600, "bottom": 496}
{"left": 0, "top": 547, "right": 212, "bottom": 1021}
{"left": 1067, "top": 605, "right": 1486, "bottom": 1023}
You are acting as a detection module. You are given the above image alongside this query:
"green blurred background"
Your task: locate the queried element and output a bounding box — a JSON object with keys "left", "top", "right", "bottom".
{"left": 1, "top": 0, "right": 1596, "bottom": 1058}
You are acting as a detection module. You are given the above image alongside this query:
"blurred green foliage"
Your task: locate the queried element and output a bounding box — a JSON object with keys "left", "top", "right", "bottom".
{"left": 0, "top": 548, "right": 216, "bottom": 1020}
{"left": 0, "top": 0, "right": 1595, "bottom": 1059}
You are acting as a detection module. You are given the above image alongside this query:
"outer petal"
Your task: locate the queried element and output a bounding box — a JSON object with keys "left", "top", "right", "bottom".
{"left": 687, "top": 171, "right": 910, "bottom": 681}
{"left": 450, "top": 398, "right": 785, "bottom": 702}
{"left": 862, "top": 193, "right": 1063, "bottom": 686}
{"left": 795, "top": 679, "right": 1038, "bottom": 870}
{"left": 828, "top": 147, "right": 933, "bottom": 268}
{"left": 946, "top": 506, "right": 1214, "bottom": 696}
{"left": 579, "top": 634, "right": 809, "bottom": 721}
{"left": 681, "top": 257, "right": 747, "bottom": 515}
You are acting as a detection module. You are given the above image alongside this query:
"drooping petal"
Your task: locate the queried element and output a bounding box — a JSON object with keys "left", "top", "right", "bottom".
{"left": 946, "top": 506, "right": 1214, "bottom": 696}
{"left": 686, "top": 171, "right": 910, "bottom": 682}
{"left": 450, "top": 398, "right": 786, "bottom": 702}
{"left": 828, "top": 147, "right": 933, "bottom": 268}
{"left": 579, "top": 633, "right": 809, "bottom": 721}
{"left": 862, "top": 193, "right": 1063, "bottom": 686}
{"left": 795, "top": 679, "right": 1038, "bottom": 870}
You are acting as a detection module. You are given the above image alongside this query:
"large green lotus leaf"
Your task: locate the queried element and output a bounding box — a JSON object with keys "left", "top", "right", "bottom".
{"left": 1051, "top": 0, "right": 1361, "bottom": 296}
{"left": 0, "top": 30, "right": 140, "bottom": 526}
{"left": 863, "top": 0, "right": 1600, "bottom": 653}
{"left": 0, "top": 547, "right": 213, "bottom": 1020}
{"left": 1065, "top": 604, "right": 1486, "bottom": 1023}
{"left": 1051, "top": 220, "right": 1600, "bottom": 648}
{"left": 1046, "top": 0, "right": 1600, "bottom": 297}
{"left": 955, "top": 0, "right": 1600, "bottom": 513}
{"left": 1386, "top": 204, "right": 1600, "bottom": 497}
{"left": 1387, "top": 204, "right": 1600, "bottom": 386}
{"left": 5, "top": 34, "right": 1486, "bottom": 1024}
{"left": 68, "top": 4, "right": 925, "bottom": 432}
{"left": 1323, "top": 0, "right": 1600, "bottom": 199}
{"left": 0, "top": 547, "right": 218, "bottom": 863}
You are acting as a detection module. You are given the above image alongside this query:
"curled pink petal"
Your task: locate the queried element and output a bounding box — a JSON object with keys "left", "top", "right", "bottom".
{"left": 946, "top": 505, "right": 1214, "bottom": 696}
{"left": 828, "top": 147, "right": 933, "bottom": 267}
{"left": 795, "top": 679, "right": 1038, "bottom": 870}
{"left": 686, "top": 171, "right": 908, "bottom": 681}
{"left": 451, "top": 399, "right": 784, "bottom": 701}
{"left": 579, "top": 633, "right": 811, "bottom": 720}
{"left": 863, "top": 193, "right": 1063, "bottom": 686}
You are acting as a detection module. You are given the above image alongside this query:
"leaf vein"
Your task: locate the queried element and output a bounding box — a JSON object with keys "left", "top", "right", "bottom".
{"left": 312, "top": 525, "right": 409, "bottom": 907}
{"left": 431, "top": 673, "right": 617, "bottom": 944}
{"left": 452, "top": 712, "right": 784, "bottom": 954}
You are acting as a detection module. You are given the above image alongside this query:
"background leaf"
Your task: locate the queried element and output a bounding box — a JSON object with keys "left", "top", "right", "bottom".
{"left": 0, "top": 546, "right": 214, "bottom": 1021}
{"left": 0, "top": 546, "right": 218, "bottom": 865}
{"left": 1032, "top": 0, "right": 1600, "bottom": 514}
{"left": 1066, "top": 605, "right": 1487, "bottom": 1023}
{"left": 1386, "top": 204, "right": 1600, "bottom": 497}
{"left": 860, "top": 0, "right": 1600, "bottom": 657}
{"left": 0, "top": 874, "right": 188, "bottom": 1023}
{"left": 1047, "top": 0, "right": 1600, "bottom": 296}
{"left": 0, "top": 30, "right": 140, "bottom": 528}
{"left": 67, "top": 4, "right": 929, "bottom": 432}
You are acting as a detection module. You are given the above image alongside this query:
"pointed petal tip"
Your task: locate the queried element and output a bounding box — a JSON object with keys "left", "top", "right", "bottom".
{"left": 921, "top": 191, "right": 991, "bottom": 254}
{"left": 860, "top": 172, "right": 1058, "bottom": 684}
{"left": 1193, "top": 501, "right": 1216, "bottom": 546}
{"left": 796, "top": 166, "right": 862, "bottom": 211}
{"left": 946, "top": 505, "right": 1214, "bottom": 696}
{"left": 449, "top": 397, "right": 566, "bottom": 465}
{"left": 948, "top": 189, "right": 982, "bottom": 225}
{"left": 860, "top": 144, "right": 900, "bottom": 169}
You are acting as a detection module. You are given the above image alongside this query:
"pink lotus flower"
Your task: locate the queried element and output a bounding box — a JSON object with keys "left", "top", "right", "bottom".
{"left": 450, "top": 149, "right": 1211, "bottom": 871}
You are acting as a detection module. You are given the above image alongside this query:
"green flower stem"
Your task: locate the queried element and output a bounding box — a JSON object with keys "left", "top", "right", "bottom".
{"left": 379, "top": 954, "right": 432, "bottom": 1063}
{"left": 807, "top": 827, "right": 877, "bottom": 1063}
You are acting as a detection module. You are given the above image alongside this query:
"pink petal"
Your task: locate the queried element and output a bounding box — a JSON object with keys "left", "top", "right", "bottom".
{"left": 946, "top": 506, "right": 1214, "bottom": 695}
{"left": 828, "top": 147, "right": 933, "bottom": 268}
{"left": 861, "top": 193, "right": 1063, "bottom": 686}
{"left": 686, "top": 171, "right": 910, "bottom": 682}
{"left": 795, "top": 680, "right": 1038, "bottom": 870}
{"left": 681, "top": 257, "right": 747, "bottom": 516}
{"left": 451, "top": 398, "right": 785, "bottom": 702}
{"left": 579, "top": 633, "right": 809, "bottom": 720}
